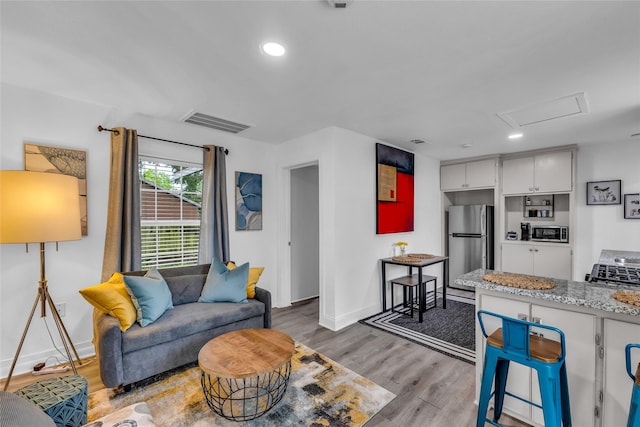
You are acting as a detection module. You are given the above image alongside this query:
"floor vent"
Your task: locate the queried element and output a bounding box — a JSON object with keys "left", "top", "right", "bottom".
{"left": 182, "top": 111, "right": 252, "bottom": 134}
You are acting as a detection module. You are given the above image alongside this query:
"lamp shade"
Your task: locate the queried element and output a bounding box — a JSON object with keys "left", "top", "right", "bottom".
{"left": 0, "top": 170, "right": 82, "bottom": 243}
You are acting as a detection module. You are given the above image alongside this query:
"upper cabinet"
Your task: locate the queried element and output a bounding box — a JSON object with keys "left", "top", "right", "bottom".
{"left": 441, "top": 158, "right": 496, "bottom": 191}
{"left": 502, "top": 151, "right": 573, "bottom": 195}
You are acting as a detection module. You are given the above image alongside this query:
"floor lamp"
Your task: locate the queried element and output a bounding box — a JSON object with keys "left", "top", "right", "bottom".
{"left": 1, "top": 170, "right": 83, "bottom": 391}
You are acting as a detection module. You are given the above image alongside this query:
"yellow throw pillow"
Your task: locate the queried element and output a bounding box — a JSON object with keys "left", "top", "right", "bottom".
{"left": 226, "top": 262, "right": 264, "bottom": 299}
{"left": 79, "top": 272, "right": 137, "bottom": 331}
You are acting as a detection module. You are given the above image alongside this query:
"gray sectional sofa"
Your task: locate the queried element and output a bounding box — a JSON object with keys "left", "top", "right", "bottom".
{"left": 93, "top": 263, "right": 271, "bottom": 388}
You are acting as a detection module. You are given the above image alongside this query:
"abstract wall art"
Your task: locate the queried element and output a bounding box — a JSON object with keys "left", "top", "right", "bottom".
{"left": 235, "top": 171, "right": 262, "bottom": 231}
{"left": 24, "top": 143, "right": 88, "bottom": 235}
{"left": 376, "top": 143, "right": 414, "bottom": 234}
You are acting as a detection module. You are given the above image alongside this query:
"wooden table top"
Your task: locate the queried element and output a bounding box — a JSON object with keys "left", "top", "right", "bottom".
{"left": 198, "top": 328, "right": 295, "bottom": 379}
{"left": 381, "top": 255, "right": 448, "bottom": 267}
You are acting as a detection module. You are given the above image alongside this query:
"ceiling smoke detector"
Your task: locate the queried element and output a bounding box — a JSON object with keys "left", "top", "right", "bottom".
{"left": 327, "top": 0, "right": 353, "bottom": 8}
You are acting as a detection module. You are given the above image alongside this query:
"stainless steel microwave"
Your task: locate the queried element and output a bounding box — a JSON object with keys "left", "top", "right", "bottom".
{"left": 531, "top": 226, "right": 569, "bottom": 243}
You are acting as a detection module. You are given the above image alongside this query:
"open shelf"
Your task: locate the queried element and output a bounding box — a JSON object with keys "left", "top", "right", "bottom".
{"left": 523, "top": 194, "right": 554, "bottom": 218}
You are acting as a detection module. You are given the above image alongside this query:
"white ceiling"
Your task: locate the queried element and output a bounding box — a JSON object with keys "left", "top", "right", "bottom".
{"left": 2, "top": 1, "right": 639, "bottom": 160}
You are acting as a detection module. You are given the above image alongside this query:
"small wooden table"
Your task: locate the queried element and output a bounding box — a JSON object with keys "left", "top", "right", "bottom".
{"left": 380, "top": 255, "right": 449, "bottom": 323}
{"left": 198, "top": 328, "right": 295, "bottom": 421}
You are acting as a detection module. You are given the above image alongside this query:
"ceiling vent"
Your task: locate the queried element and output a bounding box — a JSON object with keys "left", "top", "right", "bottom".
{"left": 181, "top": 111, "right": 252, "bottom": 134}
{"left": 498, "top": 92, "right": 589, "bottom": 128}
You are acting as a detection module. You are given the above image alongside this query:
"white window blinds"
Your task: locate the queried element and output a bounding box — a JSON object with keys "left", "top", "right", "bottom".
{"left": 139, "top": 158, "right": 203, "bottom": 269}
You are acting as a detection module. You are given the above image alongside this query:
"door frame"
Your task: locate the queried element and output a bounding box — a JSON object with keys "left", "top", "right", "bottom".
{"left": 290, "top": 164, "right": 320, "bottom": 303}
{"left": 277, "top": 160, "right": 324, "bottom": 314}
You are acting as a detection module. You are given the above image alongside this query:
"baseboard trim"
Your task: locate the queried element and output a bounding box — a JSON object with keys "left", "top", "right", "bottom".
{"left": 1, "top": 340, "right": 95, "bottom": 378}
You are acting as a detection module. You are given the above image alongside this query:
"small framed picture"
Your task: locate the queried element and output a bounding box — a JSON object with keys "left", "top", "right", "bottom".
{"left": 586, "top": 180, "right": 621, "bottom": 205}
{"left": 624, "top": 194, "right": 640, "bottom": 219}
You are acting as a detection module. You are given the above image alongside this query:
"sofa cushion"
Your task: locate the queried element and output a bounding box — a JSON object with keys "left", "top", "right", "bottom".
{"left": 124, "top": 270, "right": 174, "bottom": 327}
{"left": 125, "top": 264, "right": 210, "bottom": 306}
{"left": 121, "top": 300, "right": 265, "bottom": 353}
{"left": 198, "top": 259, "right": 249, "bottom": 304}
{"left": 227, "top": 262, "right": 264, "bottom": 299}
{"left": 164, "top": 274, "right": 207, "bottom": 305}
{"left": 79, "top": 273, "right": 137, "bottom": 331}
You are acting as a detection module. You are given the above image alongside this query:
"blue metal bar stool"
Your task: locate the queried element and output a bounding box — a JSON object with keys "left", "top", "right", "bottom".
{"left": 477, "top": 310, "right": 572, "bottom": 427}
{"left": 626, "top": 344, "right": 640, "bottom": 427}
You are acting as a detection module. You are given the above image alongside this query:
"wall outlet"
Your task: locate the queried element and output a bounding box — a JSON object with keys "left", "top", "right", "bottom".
{"left": 55, "top": 302, "right": 66, "bottom": 317}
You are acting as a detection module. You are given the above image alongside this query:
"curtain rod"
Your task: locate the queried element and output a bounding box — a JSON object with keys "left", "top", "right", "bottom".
{"left": 97, "top": 126, "right": 229, "bottom": 155}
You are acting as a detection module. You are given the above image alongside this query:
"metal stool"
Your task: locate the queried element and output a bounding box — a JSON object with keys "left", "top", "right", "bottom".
{"left": 477, "top": 310, "right": 572, "bottom": 427}
{"left": 390, "top": 274, "right": 436, "bottom": 318}
{"left": 626, "top": 344, "right": 640, "bottom": 427}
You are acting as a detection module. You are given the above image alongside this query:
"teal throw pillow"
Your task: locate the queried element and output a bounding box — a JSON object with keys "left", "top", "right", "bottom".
{"left": 199, "top": 259, "right": 249, "bottom": 304}
{"left": 123, "top": 269, "right": 174, "bottom": 327}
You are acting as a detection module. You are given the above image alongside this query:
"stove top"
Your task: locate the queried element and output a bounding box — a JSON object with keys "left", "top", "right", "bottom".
{"left": 589, "top": 250, "right": 640, "bottom": 286}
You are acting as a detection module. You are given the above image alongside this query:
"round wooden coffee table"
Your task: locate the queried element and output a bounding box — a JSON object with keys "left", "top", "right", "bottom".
{"left": 198, "top": 328, "right": 295, "bottom": 421}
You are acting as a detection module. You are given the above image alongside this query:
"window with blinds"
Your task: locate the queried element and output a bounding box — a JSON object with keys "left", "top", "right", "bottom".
{"left": 139, "top": 159, "right": 203, "bottom": 269}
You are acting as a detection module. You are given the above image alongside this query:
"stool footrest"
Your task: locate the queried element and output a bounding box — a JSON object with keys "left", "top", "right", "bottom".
{"left": 503, "top": 390, "right": 543, "bottom": 410}
{"left": 389, "top": 274, "right": 437, "bottom": 286}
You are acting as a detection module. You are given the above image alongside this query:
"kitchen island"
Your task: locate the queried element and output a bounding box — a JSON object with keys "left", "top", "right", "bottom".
{"left": 457, "top": 268, "right": 640, "bottom": 427}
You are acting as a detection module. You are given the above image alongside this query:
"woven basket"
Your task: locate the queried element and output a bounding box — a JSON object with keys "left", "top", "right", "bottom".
{"left": 612, "top": 290, "right": 640, "bottom": 307}
{"left": 391, "top": 256, "right": 424, "bottom": 263}
{"left": 406, "top": 253, "right": 435, "bottom": 259}
{"left": 482, "top": 273, "right": 555, "bottom": 290}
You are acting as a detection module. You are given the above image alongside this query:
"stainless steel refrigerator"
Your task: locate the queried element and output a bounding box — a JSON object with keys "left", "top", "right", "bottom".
{"left": 448, "top": 205, "right": 494, "bottom": 289}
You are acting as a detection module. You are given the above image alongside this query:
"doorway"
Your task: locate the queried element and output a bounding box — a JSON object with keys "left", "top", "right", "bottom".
{"left": 290, "top": 165, "right": 319, "bottom": 303}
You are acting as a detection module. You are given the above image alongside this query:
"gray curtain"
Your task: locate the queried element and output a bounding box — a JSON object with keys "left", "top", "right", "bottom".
{"left": 198, "top": 145, "right": 230, "bottom": 264}
{"left": 101, "top": 127, "right": 141, "bottom": 281}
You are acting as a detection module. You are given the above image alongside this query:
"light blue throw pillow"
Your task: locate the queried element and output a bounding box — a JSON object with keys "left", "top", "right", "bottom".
{"left": 123, "top": 269, "right": 174, "bottom": 327}
{"left": 199, "top": 258, "right": 249, "bottom": 304}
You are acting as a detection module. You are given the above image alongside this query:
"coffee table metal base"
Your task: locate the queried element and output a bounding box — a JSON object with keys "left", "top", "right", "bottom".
{"left": 201, "top": 361, "right": 292, "bottom": 421}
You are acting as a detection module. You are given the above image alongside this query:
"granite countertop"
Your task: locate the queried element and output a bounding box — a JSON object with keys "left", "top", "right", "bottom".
{"left": 456, "top": 268, "right": 640, "bottom": 316}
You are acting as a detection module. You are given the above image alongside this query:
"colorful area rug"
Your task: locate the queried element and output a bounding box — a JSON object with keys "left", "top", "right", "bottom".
{"left": 88, "top": 343, "right": 395, "bottom": 426}
{"left": 360, "top": 293, "right": 476, "bottom": 364}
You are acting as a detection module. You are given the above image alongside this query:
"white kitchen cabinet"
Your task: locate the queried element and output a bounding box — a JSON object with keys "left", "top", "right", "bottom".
{"left": 477, "top": 294, "right": 596, "bottom": 427}
{"left": 441, "top": 158, "right": 496, "bottom": 191}
{"left": 440, "top": 163, "right": 466, "bottom": 190}
{"left": 603, "top": 319, "right": 640, "bottom": 427}
{"left": 530, "top": 305, "right": 596, "bottom": 427}
{"left": 502, "top": 151, "right": 572, "bottom": 195}
{"left": 501, "top": 242, "right": 572, "bottom": 280}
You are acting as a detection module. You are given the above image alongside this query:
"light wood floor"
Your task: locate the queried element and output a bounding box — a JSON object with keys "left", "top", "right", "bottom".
{"left": 1, "top": 294, "right": 530, "bottom": 426}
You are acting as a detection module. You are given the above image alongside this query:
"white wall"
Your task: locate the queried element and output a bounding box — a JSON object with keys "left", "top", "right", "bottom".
{"left": 574, "top": 140, "right": 640, "bottom": 277}
{"left": 0, "top": 84, "right": 277, "bottom": 376}
{"left": 276, "top": 127, "right": 443, "bottom": 331}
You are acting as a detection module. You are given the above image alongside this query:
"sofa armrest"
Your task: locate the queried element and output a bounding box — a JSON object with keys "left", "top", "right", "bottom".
{"left": 93, "top": 309, "right": 124, "bottom": 387}
{"left": 254, "top": 286, "right": 272, "bottom": 329}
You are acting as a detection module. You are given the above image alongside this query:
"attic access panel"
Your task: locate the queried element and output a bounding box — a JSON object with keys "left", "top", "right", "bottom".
{"left": 498, "top": 92, "right": 589, "bottom": 128}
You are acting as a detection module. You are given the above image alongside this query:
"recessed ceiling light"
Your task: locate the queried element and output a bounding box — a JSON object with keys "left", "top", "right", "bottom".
{"left": 508, "top": 133, "right": 524, "bottom": 140}
{"left": 410, "top": 139, "right": 430, "bottom": 145}
{"left": 631, "top": 132, "right": 640, "bottom": 138}
{"left": 461, "top": 144, "right": 472, "bottom": 149}
{"left": 261, "top": 42, "right": 286, "bottom": 57}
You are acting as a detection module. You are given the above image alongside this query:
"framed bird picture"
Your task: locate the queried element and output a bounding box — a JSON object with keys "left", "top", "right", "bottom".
{"left": 624, "top": 194, "right": 640, "bottom": 219}
{"left": 586, "top": 179, "right": 621, "bottom": 205}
